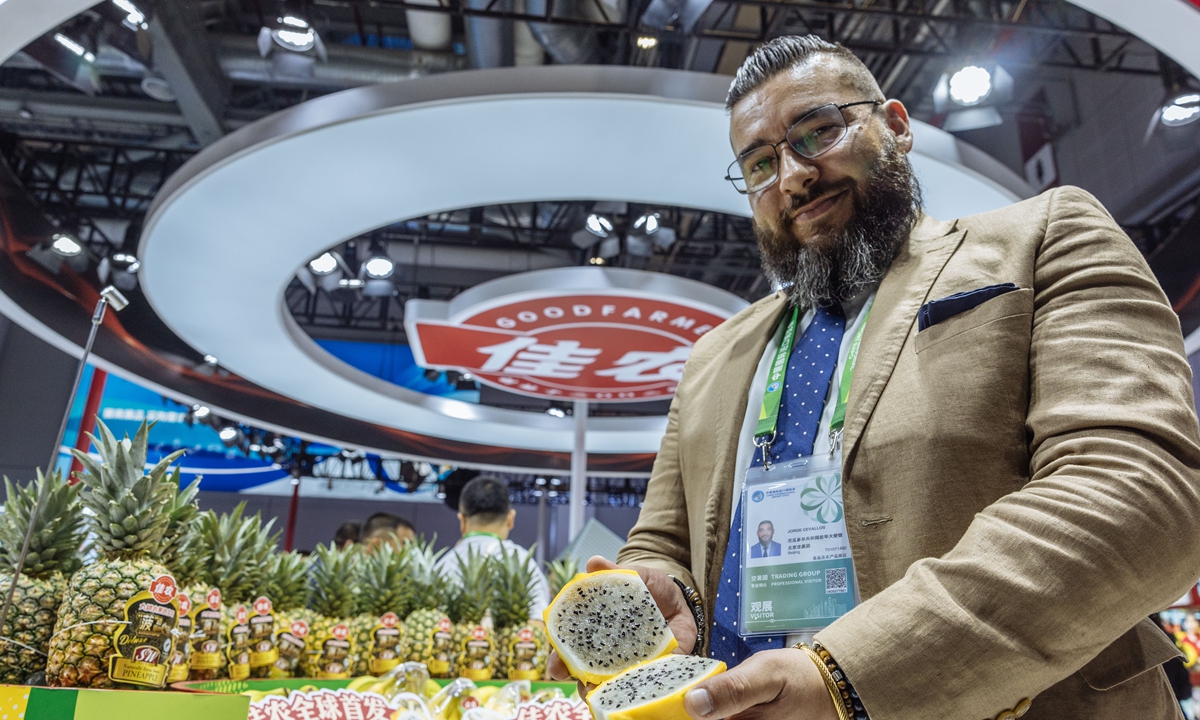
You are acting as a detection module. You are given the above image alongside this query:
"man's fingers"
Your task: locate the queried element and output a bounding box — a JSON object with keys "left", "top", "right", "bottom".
{"left": 547, "top": 651, "right": 570, "bottom": 681}
{"left": 585, "top": 555, "right": 618, "bottom": 573}
{"left": 684, "top": 656, "right": 784, "bottom": 720}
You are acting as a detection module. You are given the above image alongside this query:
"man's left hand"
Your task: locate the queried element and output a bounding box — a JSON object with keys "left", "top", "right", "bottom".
{"left": 683, "top": 648, "right": 840, "bottom": 720}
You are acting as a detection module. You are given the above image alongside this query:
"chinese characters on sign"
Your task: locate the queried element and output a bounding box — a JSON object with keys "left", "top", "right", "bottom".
{"left": 408, "top": 294, "right": 731, "bottom": 401}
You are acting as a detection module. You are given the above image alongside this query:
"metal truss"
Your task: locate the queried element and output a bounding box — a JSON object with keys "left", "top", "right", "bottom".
{"left": 0, "top": 132, "right": 195, "bottom": 250}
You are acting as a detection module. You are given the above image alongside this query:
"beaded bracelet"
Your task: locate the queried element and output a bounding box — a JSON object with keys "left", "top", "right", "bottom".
{"left": 794, "top": 643, "right": 850, "bottom": 720}
{"left": 812, "top": 642, "right": 871, "bottom": 720}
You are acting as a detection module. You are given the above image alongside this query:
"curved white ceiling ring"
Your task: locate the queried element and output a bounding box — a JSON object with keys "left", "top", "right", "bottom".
{"left": 1068, "top": 0, "right": 1200, "bottom": 80}
{"left": 0, "top": 0, "right": 98, "bottom": 64}
{"left": 139, "top": 65, "right": 1027, "bottom": 458}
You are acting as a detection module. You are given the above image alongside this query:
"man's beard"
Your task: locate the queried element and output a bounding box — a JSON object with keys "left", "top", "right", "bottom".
{"left": 754, "top": 139, "right": 923, "bottom": 309}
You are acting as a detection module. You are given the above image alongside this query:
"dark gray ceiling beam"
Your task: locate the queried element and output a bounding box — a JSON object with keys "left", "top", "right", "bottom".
{"left": 147, "top": 0, "right": 229, "bottom": 145}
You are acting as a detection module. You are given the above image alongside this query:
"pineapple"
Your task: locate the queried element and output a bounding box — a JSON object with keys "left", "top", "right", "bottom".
{"left": 0, "top": 470, "right": 85, "bottom": 683}
{"left": 47, "top": 421, "right": 185, "bottom": 689}
{"left": 403, "top": 537, "right": 453, "bottom": 676}
{"left": 449, "top": 547, "right": 496, "bottom": 680}
{"left": 265, "top": 551, "right": 313, "bottom": 677}
{"left": 351, "top": 542, "right": 411, "bottom": 676}
{"left": 188, "top": 504, "right": 275, "bottom": 680}
{"left": 492, "top": 544, "right": 549, "bottom": 680}
{"left": 547, "top": 556, "right": 579, "bottom": 598}
{"left": 302, "top": 542, "right": 359, "bottom": 678}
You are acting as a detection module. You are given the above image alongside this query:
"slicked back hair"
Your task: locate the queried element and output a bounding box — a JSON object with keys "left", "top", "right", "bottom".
{"left": 726, "top": 35, "right": 882, "bottom": 110}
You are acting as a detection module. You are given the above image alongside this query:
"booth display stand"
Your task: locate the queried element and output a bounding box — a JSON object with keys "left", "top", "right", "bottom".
{"left": 0, "top": 684, "right": 250, "bottom": 720}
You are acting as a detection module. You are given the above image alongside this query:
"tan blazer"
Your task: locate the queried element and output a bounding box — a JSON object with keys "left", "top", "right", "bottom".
{"left": 617, "top": 186, "right": 1200, "bottom": 720}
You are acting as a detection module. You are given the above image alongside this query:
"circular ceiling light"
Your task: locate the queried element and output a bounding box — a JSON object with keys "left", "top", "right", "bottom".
{"left": 308, "top": 252, "right": 338, "bottom": 275}
{"left": 585, "top": 214, "right": 613, "bottom": 237}
{"left": 218, "top": 425, "right": 238, "bottom": 442}
{"left": 271, "top": 19, "right": 316, "bottom": 53}
{"left": 949, "top": 65, "right": 992, "bottom": 106}
{"left": 363, "top": 256, "right": 395, "bottom": 279}
{"left": 192, "top": 404, "right": 211, "bottom": 419}
{"left": 1161, "top": 93, "right": 1200, "bottom": 127}
{"left": 51, "top": 233, "right": 83, "bottom": 257}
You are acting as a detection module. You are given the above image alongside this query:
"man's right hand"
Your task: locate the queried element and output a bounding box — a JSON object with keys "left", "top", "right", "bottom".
{"left": 547, "top": 555, "right": 699, "bottom": 692}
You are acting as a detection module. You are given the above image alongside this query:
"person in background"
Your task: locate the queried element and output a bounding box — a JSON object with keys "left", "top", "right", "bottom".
{"left": 334, "top": 521, "right": 360, "bottom": 549}
{"left": 362, "top": 512, "right": 416, "bottom": 549}
{"left": 437, "top": 476, "right": 551, "bottom": 620}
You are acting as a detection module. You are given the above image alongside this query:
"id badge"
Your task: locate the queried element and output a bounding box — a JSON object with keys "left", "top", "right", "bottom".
{"left": 739, "top": 452, "right": 859, "bottom": 637}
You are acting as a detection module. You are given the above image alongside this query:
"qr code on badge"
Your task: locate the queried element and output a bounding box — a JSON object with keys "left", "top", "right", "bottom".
{"left": 825, "top": 567, "right": 848, "bottom": 594}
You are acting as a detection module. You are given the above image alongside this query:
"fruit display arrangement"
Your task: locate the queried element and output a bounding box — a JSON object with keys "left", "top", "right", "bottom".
{"left": 0, "top": 420, "right": 577, "bottom": 692}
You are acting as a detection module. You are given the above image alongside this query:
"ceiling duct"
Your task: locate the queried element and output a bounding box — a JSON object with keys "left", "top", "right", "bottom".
{"left": 464, "top": 0, "right": 513, "bottom": 68}
{"left": 524, "top": 0, "right": 604, "bottom": 65}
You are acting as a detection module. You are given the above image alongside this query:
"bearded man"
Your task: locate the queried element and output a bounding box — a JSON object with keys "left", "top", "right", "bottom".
{"left": 549, "top": 35, "right": 1200, "bottom": 720}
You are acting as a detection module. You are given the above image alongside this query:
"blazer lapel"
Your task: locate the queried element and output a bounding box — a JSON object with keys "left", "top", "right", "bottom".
{"left": 841, "top": 215, "right": 964, "bottom": 473}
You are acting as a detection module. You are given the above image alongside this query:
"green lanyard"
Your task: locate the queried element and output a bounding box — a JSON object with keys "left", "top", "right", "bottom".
{"left": 753, "top": 301, "right": 872, "bottom": 464}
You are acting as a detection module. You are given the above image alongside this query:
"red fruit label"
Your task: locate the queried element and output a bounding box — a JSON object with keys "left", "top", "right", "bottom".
{"left": 331, "top": 623, "right": 349, "bottom": 641}
{"left": 380, "top": 612, "right": 399, "bottom": 629}
{"left": 462, "top": 697, "right": 480, "bottom": 710}
{"left": 290, "top": 620, "right": 310, "bottom": 638}
{"left": 177, "top": 592, "right": 192, "bottom": 616}
{"left": 518, "top": 627, "right": 534, "bottom": 642}
{"left": 206, "top": 588, "right": 222, "bottom": 610}
{"left": 150, "top": 575, "right": 177, "bottom": 604}
{"left": 437, "top": 618, "right": 452, "bottom": 632}
{"left": 254, "top": 596, "right": 272, "bottom": 616}
{"left": 471, "top": 626, "right": 487, "bottom": 640}
{"left": 133, "top": 646, "right": 161, "bottom": 664}
{"left": 235, "top": 605, "right": 249, "bottom": 626}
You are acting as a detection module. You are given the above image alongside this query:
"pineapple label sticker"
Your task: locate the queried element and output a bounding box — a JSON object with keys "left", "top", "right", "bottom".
{"left": 316, "top": 622, "right": 353, "bottom": 678}
{"left": 368, "top": 612, "right": 403, "bottom": 675}
{"left": 249, "top": 595, "right": 278, "bottom": 671}
{"left": 109, "top": 574, "right": 178, "bottom": 687}
{"left": 227, "top": 604, "right": 252, "bottom": 680}
{"left": 273, "top": 619, "right": 309, "bottom": 677}
{"left": 508, "top": 626, "right": 544, "bottom": 680}
{"left": 428, "top": 617, "right": 455, "bottom": 676}
{"left": 460, "top": 624, "right": 495, "bottom": 680}
{"left": 189, "top": 587, "right": 223, "bottom": 671}
{"left": 166, "top": 591, "right": 193, "bottom": 683}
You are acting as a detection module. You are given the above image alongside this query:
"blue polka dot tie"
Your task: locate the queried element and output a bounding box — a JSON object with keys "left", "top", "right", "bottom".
{"left": 709, "top": 303, "right": 846, "bottom": 666}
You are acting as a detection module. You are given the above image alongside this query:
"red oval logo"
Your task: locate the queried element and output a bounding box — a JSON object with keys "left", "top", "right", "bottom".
{"left": 290, "top": 620, "right": 309, "bottom": 638}
{"left": 133, "top": 646, "right": 161, "bottom": 664}
{"left": 517, "top": 627, "right": 535, "bottom": 642}
{"left": 471, "top": 626, "right": 487, "bottom": 640}
{"left": 235, "top": 605, "right": 249, "bottom": 626}
{"left": 177, "top": 592, "right": 192, "bottom": 616}
{"left": 436, "top": 618, "right": 452, "bottom": 633}
{"left": 150, "top": 575, "right": 177, "bottom": 605}
{"left": 380, "top": 612, "right": 399, "bottom": 629}
{"left": 253, "top": 596, "right": 272, "bottom": 616}
{"left": 461, "top": 697, "right": 480, "bottom": 710}
{"left": 206, "top": 588, "right": 222, "bottom": 610}
{"left": 331, "top": 623, "right": 349, "bottom": 641}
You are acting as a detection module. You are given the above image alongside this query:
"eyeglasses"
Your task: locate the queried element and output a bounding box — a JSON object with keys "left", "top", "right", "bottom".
{"left": 725, "top": 100, "right": 882, "bottom": 194}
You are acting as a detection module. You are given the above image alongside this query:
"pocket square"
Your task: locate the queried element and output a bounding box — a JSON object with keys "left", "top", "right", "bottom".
{"left": 918, "top": 283, "right": 1020, "bottom": 331}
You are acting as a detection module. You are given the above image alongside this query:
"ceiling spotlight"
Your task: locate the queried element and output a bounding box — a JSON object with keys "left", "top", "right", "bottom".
{"left": 589, "top": 256, "right": 606, "bottom": 265}
{"left": 632, "top": 213, "right": 660, "bottom": 234}
{"left": 204, "top": 354, "right": 219, "bottom": 365}
{"left": 51, "top": 233, "right": 83, "bottom": 257}
{"left": 546, "top": 407, "right": 566, "bottom": 418}
{"left": 218, "top": 426, "right": 238, "bottom": 443}
{"left": 636, "top": 35, "right": 658, "bottom": 50}
{"left": 112, "top": 253, "right": 140, "bottom": 273}
{"left": 192, "top": 405, "right": 211, "bottom": 419}
{"left": 948, "top": 65, "right": 992, "bottom": 106}
{"left": 363, "top": 256, "right": 395, "bottom": 279}
{"left": 585, "top": 214, "right": 614, "bottom": 238}
{"left": 1161, "top": 93, "right": 1200, "bottom": 128}
{"left": 270, "top": 3, "right": 316, "bottom": 53}
{"left": 53, "top": 33, "right": 91, "bottom": 62}
{"left": 309, "top": 252, "right": 338, "bottom": 275}
{"left": 111, "top": 0, "right": 146, "bottom": 27}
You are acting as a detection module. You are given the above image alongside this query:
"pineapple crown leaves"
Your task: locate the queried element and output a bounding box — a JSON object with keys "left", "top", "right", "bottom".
{"left": 546, "top": 556, "right": 579, "bottom": 597}
{"left": 308, "top": 541, "right": 361, "bottom": 618}
{"left": 407, "top": 535, "right": 450, "bottom": 613}
{"left": 265, "top": 551, "right": 312, "bottom": 612}
{"left": 491, "top": 543, "right": 538, "bottom": 630}
{"left": 161, "top": 471, "right": 201, "bottom": 570}
{"left": 449, "top": 546, "right": 495, "bottom": 625}
{"left": 353, "top": 542, "right": 411, "bottom": 617}
{"left": 69, "top": 420, "right": 186, "bottom": 559}
{"left": 194, "top": 502, "right": 279, "bottom": 604}
{"left": 0, "top": 469, "right": 85, "bottom": 578}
